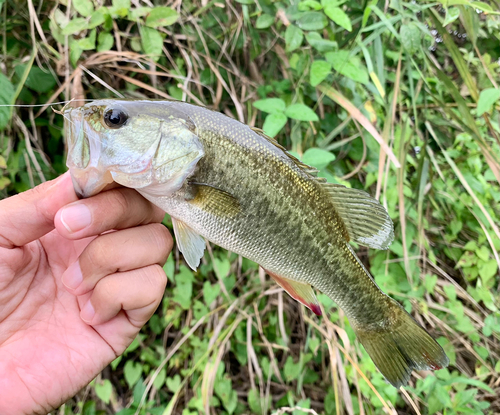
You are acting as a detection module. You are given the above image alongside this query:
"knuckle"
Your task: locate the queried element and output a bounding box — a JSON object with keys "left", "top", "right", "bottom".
{"left": 83, "top": 237, "right": 108, "bottom": 270}
{"left": 105, "top": 189, "right": 130, "bottom": 219}
{"left": 148, "top": 224, "right": 173, "bottom": 263}
{"left": 143, "top": 265, "right": 167, "bottom": 293}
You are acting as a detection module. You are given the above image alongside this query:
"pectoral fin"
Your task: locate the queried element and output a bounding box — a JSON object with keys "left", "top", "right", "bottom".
{"left": 172, "top": 218, "right": 206, "bottom": 271}
{"left": 188, "top": 182, "right": 241, "bottom": 218}
{"left": 266, "top": 270, "right": 322, "bottom": 316}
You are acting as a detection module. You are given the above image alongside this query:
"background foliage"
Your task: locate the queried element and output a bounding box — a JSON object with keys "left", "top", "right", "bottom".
{"left": 1, "top": 0, "right": 500, "bottom": 414}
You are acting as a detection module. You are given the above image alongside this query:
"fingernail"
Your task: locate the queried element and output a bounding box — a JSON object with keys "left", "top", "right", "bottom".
{"left": 60, "top": 204, "right": 91, "bottom": 233}
{"left": 80, "top": 300, "right": 95, "bottom": 324}
{"left": 48, "top": 171, "right": 71, "bottom": 190}
{"left": 62, "top": 261, "right": 83, "bottom": 290}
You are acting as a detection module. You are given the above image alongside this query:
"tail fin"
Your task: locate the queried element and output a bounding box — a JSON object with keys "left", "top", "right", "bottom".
{"left": 351, "top": 300, "right": 449, "bottom": 388}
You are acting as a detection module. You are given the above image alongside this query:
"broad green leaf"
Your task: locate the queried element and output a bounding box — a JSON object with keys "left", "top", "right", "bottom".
{"left": 285, "top": 104, "right": 319, "bottom": 122}
{"left": 94, "top": 379, "right": 113, "bottom": 404}
{"left": 0, "top": 156, "right": 6, "bottom": 169}
{"left": 298, "top": 0, "right": 322, "bottom": 11}
{"left": 285, "top": 25, "right": 303, "bottom": 52}
{"left": 145, "top": 7, "right": 179, "bottom": 28}
{"left": 443, "top": 7, "right": 460, "bottom": 26}
{"left": 141, "top": 26, "right": 164, "bottom": 60}
{"left": 123, "top": 360, "right": 142, "bottom": 388}
{"left": 15, "top": 65, "right": 57, "bottom": 93}
{"left": 302, "top": 147, "right": 335, "bottom": 169}
{"left": 0, "top": 176, "right": 10, "bottom": 190}
{"left": 110, "top": 0, "right": 130, "bottom": 17}
{"left": 255, "top": 14, "right": 274, "bottom": 29}
{"left": 325, "top": 51, "right": 369, "bottom": 84}
{"left": 78, "top": 29, "right": 96, "bottom": 50}
{"left": 97, "top": 32, "right": 114, "bottom": 52}
{"left": 400, "top": 23, "right": 421, "bottom": 54}
{"left": 129, "top": 6, "right": 152, "bottom": 20}
{"left": 153, "top": 368, "right": 166, "bottom": 389}
{"left": 253, "top": 98, "right": 286, "bottom": 114}
{"left": 263, "top": 113, "right": 287, "bottom": 137}
{"left": 73, "top": 0, "right": 93, "bottom": 17}
{"left": 203, "top": 281, "right": 221, "bottom": 305}
{"left": 283, "top": 356, "right": 301, "bottom": 381}
{"left": 88, "top": 10, "right": 105, "bottom": 29}
{"left": 0, "top": 73, "right": 14, "bottom": 130}
{"left": 310, "top": 60, "right": 331, "bottom": 86}
{"left": 476, "top": 88, "right": 500, "bottom": 116}
{"left": 213, "top": 257, "right": 230, "bottom": 279}
{"left": 324, "top": 6, "right": 352, "bottom": 31}
{"left": 166, "top": 374, "right": 181, "bottom": 393}
{"left": 296, "top": 12, "right": 328, "bottom": 30}
{"left": 61, "top": 17, "right": 88, "bottom": 35}
{"left": 305, "top": 32, "right": 337, "bottom": 52}
{"left": 235, "top": 0, "right": 254, "bottom": 4}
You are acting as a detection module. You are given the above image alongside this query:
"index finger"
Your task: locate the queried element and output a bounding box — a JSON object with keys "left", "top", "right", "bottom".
{"left": 54, "top": 187, "right": 166, "bottom": 239}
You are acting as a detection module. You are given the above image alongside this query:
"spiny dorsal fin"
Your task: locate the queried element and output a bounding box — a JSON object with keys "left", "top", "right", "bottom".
{"left": 323, "top": 184, "right": 394, "bottom": 250}
{"left": 172, "top": 218, "right": 206, "bottom": 271}
{"left": 250, "top": 127, "right": 319, "bottom": 176}
{"left": 189, "top": 182, "right": 241, "bottom": 218}
{"left": 249, "top": 127, "right": 393, "bottom": 249}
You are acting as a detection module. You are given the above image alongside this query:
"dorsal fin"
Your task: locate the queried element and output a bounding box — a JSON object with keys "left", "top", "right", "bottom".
{"left": 323, "top": 184, "right": 394, "bottom": 250}
{"left": 250, "top": 126, "right": 393, "bottom": 250}
{"left": 250, "top": 127, "right": 320, "bottom": 176}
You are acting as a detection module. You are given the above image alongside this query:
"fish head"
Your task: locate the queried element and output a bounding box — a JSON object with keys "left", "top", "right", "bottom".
{"left": 64, "top": 100, "right": 204, "bottom": 198}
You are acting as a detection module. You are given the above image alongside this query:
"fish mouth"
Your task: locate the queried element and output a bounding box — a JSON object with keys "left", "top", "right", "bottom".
{"left": 70, "top": 167, "right": 114, "bottom": 198}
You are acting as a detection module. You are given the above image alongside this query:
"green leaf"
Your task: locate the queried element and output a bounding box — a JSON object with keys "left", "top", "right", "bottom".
{"left": 153, "top": 368, "right": 166, "bottom": 389}
{"left": 0, "top": 73, "right": 14, "bottom": 130}
{"left": 324, "top": 6, "right": 352, "bottom": 31}
{"left": 285, "top": 25, "right": 303, "bottom": 52}
{"left": 97, "top": 32, "right": 114, "bottom": 52}
{"left": 203, "top": 281, "right": 221, "bottom": 305}
{"left": 263, "top": 113, "right": 287, "bottom": 137}
{"left": 145, "top": 7, "right": 179, "bottom": 28}
{"left": 255, "top": 14, "right": 274, "bottom": 29}
{"left": 476, "top": 88, "right": 500, "bottom": 116}
{"left": 140, "top": 26, "right": 164, "bottom": 60}
{"left": 253, "top": 98, "right": 286, "bottom": 114}
{"left": 88, "top": 10, "right": 106, "bottom": 29}
{"left": 0, "top": 176, "right": 10, "bottom": 190}
{"left": 285, "top": 104, "right": 319, "bottom": 122}
{"left": 73, "top": 0, "right": 94, "bottom": 17}
{"left": 213, "top": 257, "right": 230, "bottom": 279}
{"left": 61, "top": 17, "right": 89, "bottom": 35}
{"left": 443, "top": 7, "right": 460, "bottom": 26}
{"left": 310, "top": 60, "right": 331, "bottom": 86}
{"left": 302, "top": 147, "right": 335, "bottom": 169}
{"left": 305, "top": 32, "right": 337, "bottom": 52}
{"left": 400, "top": 23, "right": 421, "bottom": 54}
{"left": 78, "top": 29, "right": 96, "bottom": 50}
{"left": 15, "top": 65, "right": 57, "bottom": 93}
{"left": 95, "top": 379, "right": 113, "bottom": 404}
{"left": 283, "top": 356, "right": 301, "bottom": 381}
{"left": 296, "top": 11, "right": 328, "bottom": 30}
{"left": 325, "top": 51, "right": 369, "bottom": 84}
{"left": 123, "top": 360, "right": 142, "bottom": 388}
{"left": 298, "top": 0, "right": 322, "bottom": 11}
{"left": 166, "top": 374, "right": 181, "bottom": 393}
{"left": 479, "top": 259, "right": 498, "bottom": 286}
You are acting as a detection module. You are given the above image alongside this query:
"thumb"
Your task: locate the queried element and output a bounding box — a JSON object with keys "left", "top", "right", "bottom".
{"left": 0, "top": 172, "right": 78, "bottom": 248}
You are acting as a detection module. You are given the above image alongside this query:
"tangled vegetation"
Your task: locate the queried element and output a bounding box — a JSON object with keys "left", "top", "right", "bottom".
{"left": 1, "top": 0, "right": 500, "bottom": 414}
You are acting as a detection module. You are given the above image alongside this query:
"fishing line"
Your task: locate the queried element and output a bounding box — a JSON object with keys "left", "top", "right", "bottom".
{"left": 0, "top": 99, "right": 96, "bottom": 108}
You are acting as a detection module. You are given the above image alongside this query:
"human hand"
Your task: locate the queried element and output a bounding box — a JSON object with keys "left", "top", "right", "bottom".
{"left": 0, "top": 173, "right": 172, "bottom": 414}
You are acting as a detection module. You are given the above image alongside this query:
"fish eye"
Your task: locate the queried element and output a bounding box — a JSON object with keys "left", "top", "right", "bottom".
{"left": 104, "top": 108, "right": 128, "bottom": 129}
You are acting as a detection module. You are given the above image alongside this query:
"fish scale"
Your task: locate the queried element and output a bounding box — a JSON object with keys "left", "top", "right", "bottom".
{"left": 65, "top": 99, "right": 449, "bottom": 388}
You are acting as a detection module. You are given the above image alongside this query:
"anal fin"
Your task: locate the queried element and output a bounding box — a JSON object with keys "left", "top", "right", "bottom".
{"left": 172, "top": 217, "right": 206, "bottom": 271}
{"left": 265, "top": 270, "right": 322, "bottom": 316}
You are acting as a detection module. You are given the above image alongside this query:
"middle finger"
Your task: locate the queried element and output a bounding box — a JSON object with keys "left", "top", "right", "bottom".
{"left": 62, "top": 223, "right": 173, "bottom": 295}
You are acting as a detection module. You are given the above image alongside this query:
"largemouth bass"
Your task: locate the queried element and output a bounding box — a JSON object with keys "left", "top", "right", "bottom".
{"left": 64, "top": 99, "right": 449, "bottom": 387}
